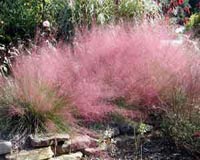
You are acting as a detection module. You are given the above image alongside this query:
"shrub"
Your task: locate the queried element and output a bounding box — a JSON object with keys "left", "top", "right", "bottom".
{"left": 118, "top": 0, "right": 144, "bottom": 20}
{"left": 73, "top": 0, "right": 100, "bottom": 27}
{"left": 55, "top": 0, "right": 161, "bottom": 41}
{"left": 141, "top": 0, "right": 162, "bottom": 19}
{"left": 161, "top": 87, "right": 200, "bottom": 153}
{"left": 158, "top": 0, "right": 191, "bottom": 24}
{"left": 96, "top": 0, "right": 116, "bottom": 24}
{"left": 0, "top": 0, "right": 161, "bottom": 48}
{"left": 56, "top": 2, "right": 75, "bottom": 42}
{"left": 0, "top": 0, "right": 42, "bottom": 45}
{"left": 0, "top": 0, "right": 69, "bottom": 45}
{"left": 42, "top": 0, "right": 69, "bottom": 26}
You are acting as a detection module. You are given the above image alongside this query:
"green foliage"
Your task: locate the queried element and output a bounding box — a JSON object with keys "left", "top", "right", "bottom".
{"left": 118, "top": 0, "right": 144, "bottom": 20}
{"left": 0, "top": 0, "right": 70, "bottom": 44}
{"left": 73, "top": 0, "right": 99, "bottom": 27}
{"left": 161, "top": 88, "right": 200, "bottom": 153}
{"left": 0, "top": 0, "right": 161, "bottom": 45}
{"left": 56, "top": 2, "right": 75, "bottom": 41}
{"left": 111, "top": 97, "right": 132, "bottom": 109}
{"left": 71, "top": 0, "right": 160, "bottom": 26}
{"left": 0, "top": 0, "right": 43, "bottom": 44}
{"left": 186, "top": 13, "right": 200, "bottom": 30}
{"left": 42, "top": 0, "right": 69, "bottom": 26}
{"left": 50, "top": 0, "right": 116, "bottom": 41}
{"left": 138, "top": 122, "right": 152, "bottom": 135}
{"left": 96, "top": 0, "right": 116, "bottom": 24}
{"left": 141, "top": 0, "right": 162, "bottom": 18}
{"left": 162, "top": 114, "right": 200, "bottom": 152}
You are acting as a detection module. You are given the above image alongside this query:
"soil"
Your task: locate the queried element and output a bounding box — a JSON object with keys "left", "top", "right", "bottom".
{"left": 106, "top": 134, "right": 199, "bottom": 160}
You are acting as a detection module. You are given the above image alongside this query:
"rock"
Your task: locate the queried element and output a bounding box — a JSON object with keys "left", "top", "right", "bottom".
{"left": 11, "top": 134, "right": 26, "bottom": 152}
{"left": 27, "top": 134, "right": 70, "bottom": 148}
{"left": 104, "top": 127, "right": 120, "bottom": 138}
{"left": 50, "top": 152, "right": 83, "bottom": 160}
{"left": 6, "top": 146, "right": 54, "bottom": 160}
{"left": 55, "top": 135, "right": 98, "bottom": 155}
{"left": 0, "top": 141, "right": 12, "bottom": 155}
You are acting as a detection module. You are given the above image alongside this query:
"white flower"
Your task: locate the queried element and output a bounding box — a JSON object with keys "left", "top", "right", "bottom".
{"left": 175, "top": 26, "right": 185, "bottom": 34}
{"left": 43, "top": 20, "right": 50, "bottom": 28}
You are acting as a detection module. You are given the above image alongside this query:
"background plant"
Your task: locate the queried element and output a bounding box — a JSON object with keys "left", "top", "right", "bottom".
{"left": 161, "top": 89, "right": 200, "bottom": 153}
{"left": 157, "top": 0, "right": 191, "bottom": 24}
{"left": 159, "top": 55, "right": 200, "bottom": 153}
{"left": 186, "top": 13, "right": 200, "bottom": 30}
{"left": 189, "top": 0, "right": 200, "bottom": 13}
{"left": 0, "top": 0, "right": 44, "bottom": 45}
{"left": 117, "top": 0, "right": 144, "bottom": 21}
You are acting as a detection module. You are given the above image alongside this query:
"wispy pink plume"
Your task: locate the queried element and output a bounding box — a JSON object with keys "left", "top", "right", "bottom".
{"left": 71, "top": 24, "right": 191, "bottom": 107}
{"left": 10, "top": 23, "right": 198, "bottom": 121}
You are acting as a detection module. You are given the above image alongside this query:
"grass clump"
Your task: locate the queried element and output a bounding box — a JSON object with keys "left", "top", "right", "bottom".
{"left": 0, "top": 78, "right": 70, "bottom": 138}
{"left": 161, "top": 88, "right": 200, "bottom": 154}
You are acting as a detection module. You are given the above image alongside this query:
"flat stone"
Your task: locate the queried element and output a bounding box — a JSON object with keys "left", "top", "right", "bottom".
{"left": 50, "top": 152, "right": 83, "bottom": 160}
{"left": 6, "top": 146, "right": 54, "bottom": 160}
{"left": 55, "top": 135, "right": 98, "bottom": 155}
{"left": 27, "top": 134, "right": 70, "bottom": 148}
{"left": 0, "top": 141, "right": 12, "bottom": 155}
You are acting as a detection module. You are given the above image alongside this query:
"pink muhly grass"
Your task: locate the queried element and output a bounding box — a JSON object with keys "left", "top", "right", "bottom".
{"left": 8, "top": 22, "right": 200, "bottom": 122}
{"left": 71, "top": 24, "right": 192, "bottom": 108}
{"left": 8, "top": 50, "right": 75, "bottom": 133}
{"left": 8, "top": 105, "right": 25, "bottom": 117}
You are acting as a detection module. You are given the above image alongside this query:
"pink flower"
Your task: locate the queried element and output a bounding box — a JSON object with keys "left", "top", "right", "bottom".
{"left": 42, "top": 20, "right": 50, "bottom": 28}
